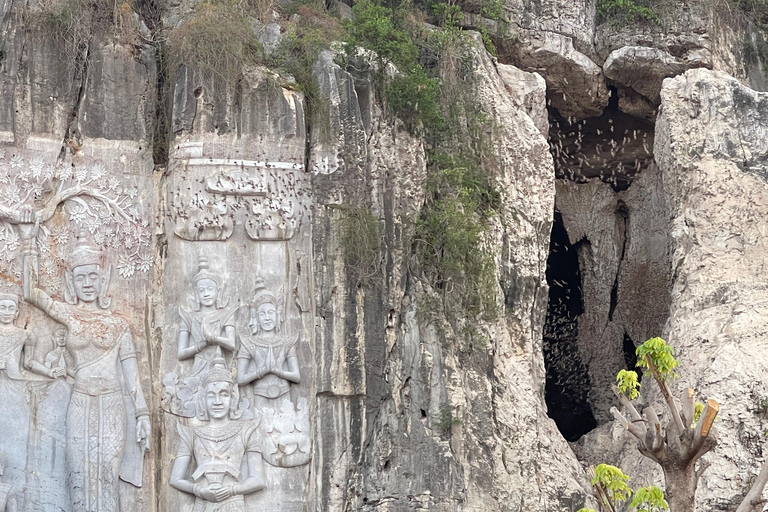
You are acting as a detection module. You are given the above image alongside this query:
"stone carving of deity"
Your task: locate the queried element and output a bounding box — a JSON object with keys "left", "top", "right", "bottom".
{"left": 22, "top": 227, "right": 151, "bottom": 512}
{"left": 0, "top": 292, "right": 64, "bottom": 495}
{"left": 236, "top": 276, "right": 299, "bottom": 411}
{"left": 176, "top": 258, "right": 237, "bottom": 398}
{"left": 170, "top": 359, "right": 265, "bottom": 511}
{"left": 44, "top": 326, "right": 75, "bottom": 377}
{"left": 0, "top": 454, "right": 18, "bottom": 512}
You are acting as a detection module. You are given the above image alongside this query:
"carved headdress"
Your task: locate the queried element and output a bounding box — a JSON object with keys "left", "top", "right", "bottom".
{"left": 0, "top": 293, "right": 19, "bottom": 305}
{"left": 197, "top": 358, "right": 241, "bottom": 421}
{"left": 203, "top": 358, "right": 235, "bottom": 386}
{"left": 250, "top": 275, "right": 278, "bottom": 310}
{"left": 249, "top": 275, "right": 283, "bottom": 334}
{"left": 193, "top": 257, "right": 220, "bottom": 286}
{"left": 67, "top": 231, "right": 105, "bottom": 271}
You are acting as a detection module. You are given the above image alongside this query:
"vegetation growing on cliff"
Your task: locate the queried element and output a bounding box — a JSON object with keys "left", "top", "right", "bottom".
{"left": 607, "top": 337, "right": 768, "bottom": 512}
{"left": 168, "top": 0, "right": 264, "bottom": 81}
{"left": 335, "top": 0, "right": 503, "bottom": 344}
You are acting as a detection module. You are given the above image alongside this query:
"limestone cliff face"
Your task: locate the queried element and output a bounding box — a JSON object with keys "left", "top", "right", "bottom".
{"left": 1, "top": 0, "right": 768, "bottom": 510}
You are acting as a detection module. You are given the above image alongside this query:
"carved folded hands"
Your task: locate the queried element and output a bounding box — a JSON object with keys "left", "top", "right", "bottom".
{"left": 194, "top": 483, "right": 237, "bottom": 503}
{"left": 47, "top": 366, "right": 66, "bottom": 379}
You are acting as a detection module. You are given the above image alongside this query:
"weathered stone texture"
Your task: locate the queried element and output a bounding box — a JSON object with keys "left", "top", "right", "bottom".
{"left": 653, "top": 68, "right": 768, "bottom": 508}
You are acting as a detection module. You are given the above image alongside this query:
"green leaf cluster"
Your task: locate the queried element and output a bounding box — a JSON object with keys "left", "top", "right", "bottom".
{"left": 593, "top": 463, "right": 633, "bottom": 504}
{"left": 596, "top": 0, "right": 659, "bottom": 25}
{"left": 694, "top": 401, "right": 704, "bottom": 424}
{"left": 617, "top": 369, "right": 641, "bottom": 400}
{"left": 630, "top": 486, "right": 669, "bottom": 512}
{"left": 636, "top": 337, "right": 678, "bottom": 381}
{"left": 343, "top": 0, "right": 444, "bottom": 133}
{"left": 344, "top": 0, "right": 417, "bottom": 71}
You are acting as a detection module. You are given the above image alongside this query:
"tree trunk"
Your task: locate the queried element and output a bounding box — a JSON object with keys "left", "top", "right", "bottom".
{"left": 664, "top": 466, "right": 696, "bottom": 512}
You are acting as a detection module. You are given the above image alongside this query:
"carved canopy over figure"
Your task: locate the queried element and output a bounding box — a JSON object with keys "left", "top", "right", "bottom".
{"left": 170, "top": 359, "right": 265, "bottom": 512}
{"left": 237, "top": 276, "right": 299, "bottom": 411}
{"left": 22, "top": 224, "right": 151, "bottom": 512}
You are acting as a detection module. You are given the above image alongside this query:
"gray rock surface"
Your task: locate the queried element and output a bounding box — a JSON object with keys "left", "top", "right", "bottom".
{"left": 654, "top": 68, "right": 768, "bottom": 509}
{"left": 4, "top": 0, "right": 768, "bottom": 508}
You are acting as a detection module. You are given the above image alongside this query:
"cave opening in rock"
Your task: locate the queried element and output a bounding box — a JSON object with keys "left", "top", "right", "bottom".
{"left": 622, "top": 332, "right": 642, "bottom": 383}
{"left": 543, "top": 211, "right": 597, "bottom": 441}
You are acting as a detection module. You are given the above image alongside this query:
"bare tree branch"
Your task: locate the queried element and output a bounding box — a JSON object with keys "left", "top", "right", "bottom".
{"left": 610, "top": 406, "right": 647, "bottom": 441}
{"left": 735, "top": 458, "right": 768, "bottom": 512}
{"left": 693, "top": 460, "right": 711, "bottom": 492}
{"left": 645, "top": 354, "right": 686, "bottom": 436}
{"left": 690, "top": 399, "right": 719, "bottom": 458}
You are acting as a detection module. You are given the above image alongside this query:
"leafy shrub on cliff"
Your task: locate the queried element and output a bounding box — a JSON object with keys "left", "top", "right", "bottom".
{"left": 25, "top": 0, "right": 140, "bottom": 65}
{"left": 168, "top": 0, "right": 264, "bottom": 82}
{"left": 596, "top": 0, "right": 660, "bottom": 25}
{"left": 415, "top": 162, "right": 500, "bottom": 323}
{"left": 343, "top": 0, "right": 444, "bottom": 133}
{"left": 338, "top": 205, "right": 383, "bottom": 283}
{"left": 268, "top": 4, "right": 342, "bottom": 136}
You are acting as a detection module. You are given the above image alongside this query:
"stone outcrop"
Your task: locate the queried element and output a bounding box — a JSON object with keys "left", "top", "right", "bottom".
{"left": 654, "top": 68, "right": 768, "bottom": 509}
{"left": 3, "top": 0, "right": 768, "bottom": 509}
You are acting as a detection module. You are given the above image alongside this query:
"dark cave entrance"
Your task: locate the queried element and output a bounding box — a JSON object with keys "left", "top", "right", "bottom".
{"left": 543, "top": 211, "right": 597, "bottom": 441}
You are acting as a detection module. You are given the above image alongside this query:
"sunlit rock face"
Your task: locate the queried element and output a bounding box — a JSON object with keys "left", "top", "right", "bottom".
{"left": 2, "top": 0, "right": 768, "bottom": 508}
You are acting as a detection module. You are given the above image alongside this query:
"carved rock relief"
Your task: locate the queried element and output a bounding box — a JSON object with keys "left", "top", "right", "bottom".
{"left": 169, "top": 162, "right": 307, "bottom": 242}
{"left": 162, "top": 154, "right": 313, "bottom": 511}
{"left": 0, "top": 145, "right": 154, "bottom": 512}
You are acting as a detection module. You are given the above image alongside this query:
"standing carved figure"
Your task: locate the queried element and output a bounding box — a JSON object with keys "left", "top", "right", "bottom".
{"left": 170, "top": 359, "right": 265, "bottom": 511}
{"left": 177, "top": 257, "right": 237, "bottom": 386}
{"left": 0, "top": 293, "right": 34, "bottom": 497}
{"left": 236, "top": 276, "right": 299, "bottom": 412}
{"left": 0, "top": 454, "right": 18, "bottom": 512}
{"left": 22, "top": 228, "right": 151, "bottom": 512}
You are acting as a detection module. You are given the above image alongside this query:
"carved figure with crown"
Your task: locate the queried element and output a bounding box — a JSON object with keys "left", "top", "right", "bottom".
{"left": 21, "top": 229, "right": 151, "bottom": 512}
{"left": 236, "top": 278, "right": 310, "bottom": 468}
{"left": 170, "top": 358, "right": 265, "bottom": 512}
{"left": 172, "top": 258, "right": 237, "bottom": 417}
{"left": 236, "top": 276, "right": 299, "bottom": 412}
{"left": 0, "top": 291, "right": 69, "bottom": 499}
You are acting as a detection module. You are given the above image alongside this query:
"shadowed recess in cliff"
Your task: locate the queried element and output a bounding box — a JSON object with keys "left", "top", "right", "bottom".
{"left": 543, "top": 211, "right": 596, "bottom": 441}
{"left": 548, "top": 91, "right": 655, "bottom": 192}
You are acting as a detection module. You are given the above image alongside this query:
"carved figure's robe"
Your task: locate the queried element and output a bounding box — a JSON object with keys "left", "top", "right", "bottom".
{"left": 46, "top": 302, "right": 144, "bottom": 512}
{"left": 176, "top": 421, "right": 260, "bottom": 512}
{"left": 0, "top": 325, "right": 31, "bottom": 506}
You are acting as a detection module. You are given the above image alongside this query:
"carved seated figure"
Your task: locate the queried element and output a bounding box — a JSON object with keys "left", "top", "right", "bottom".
{"left": 0, "top": 454, "right": 18, "bottom": 512}
{"left": 170, "top": 359, "right": 265, "bottom": 511}
{"left": 236, "top": 277, "right": 299, "bottom": 412}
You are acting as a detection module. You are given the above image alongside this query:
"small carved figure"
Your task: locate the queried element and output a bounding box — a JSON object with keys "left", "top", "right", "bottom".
{"left": 22, "top": 227, "right": 151, "bottom": 512}
{"left": 177, "top": 257, "right": 237, "bottom": 384}
{"left": 170, "top": 359, "right": 265, "bottom": 511}
{"left": 43, "top": 327, "right": 75, "bottom": 378}
{"left": 0, "top": 454, "right": 18, "bottom": 512}
{"left": 237, "top": 277, "right": 299, "bottom": 410}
